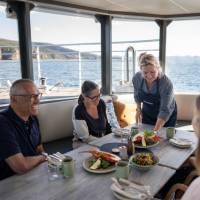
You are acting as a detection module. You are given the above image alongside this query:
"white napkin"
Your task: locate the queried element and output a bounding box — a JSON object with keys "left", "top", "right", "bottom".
{"left": 111, "top": 183, "right": 148, "bottom": 200}
{"left": 111, "top": 178, "right": 153, "bottom": 200}
{"left": 119, "top": 178, "right": 152, "bottom": 197}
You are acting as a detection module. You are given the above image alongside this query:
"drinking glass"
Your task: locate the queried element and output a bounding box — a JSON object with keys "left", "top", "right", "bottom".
{"left": 121, "top": 131, "right": 128, "bottom": 143}
{"left": 47, "top": 162, "right": 61, "bottom": 181}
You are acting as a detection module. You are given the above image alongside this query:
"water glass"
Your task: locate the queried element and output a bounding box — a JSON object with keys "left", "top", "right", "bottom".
{"left": 47, "top": 163, "right": 61, "bottom": 181}
{"left": 121, "top": 131, "right": 128, "bottom": 143}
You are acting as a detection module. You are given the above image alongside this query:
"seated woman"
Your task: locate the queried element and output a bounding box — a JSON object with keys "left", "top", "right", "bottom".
{"left": 181, "top": 95, "right": 200, "bottom": 199}
{"left": 72, "top": 80, "right": 111, "bottom": 144}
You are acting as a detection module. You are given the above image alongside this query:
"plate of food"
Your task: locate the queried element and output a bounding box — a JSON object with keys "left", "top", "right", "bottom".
{"left": 129, "top": 152, "right": 159, "bottom": 171}
{"left": 133, "top": 130, "right": 160, "bottom": 149}
{"left": 82, "top": 149, "right": 121, "bottom": 173}
{"left": 112, "top": 128, "right": 130, "bottom": 137}
{"left": 169, "top": 138, "right": 192, "bottom": 148}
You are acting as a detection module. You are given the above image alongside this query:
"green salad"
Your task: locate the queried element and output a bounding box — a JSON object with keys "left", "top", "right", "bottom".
{"left": 143, "top": 130, "right": 154, "bottom": 138}
{"left": 89, "top": 157, "right": 113, "bottom": 169}
{"left": 132, "top": 153, "right": 157, "bottom": 166}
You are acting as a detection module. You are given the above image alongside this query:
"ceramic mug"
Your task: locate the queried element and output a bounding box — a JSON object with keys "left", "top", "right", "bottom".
{"left": 166, "top": 127, "right": 176, "bottom": 139}
{"left": 60, "top": 156, "right": 75, "bottom": 178}
{"left": 115, "top": 160, "right": 129, "bottom": 180}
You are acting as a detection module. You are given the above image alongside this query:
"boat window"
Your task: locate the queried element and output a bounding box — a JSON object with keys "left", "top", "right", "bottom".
{"left": 112, "top": 19, "right": 159, "bottom": 94}
{"left": 0, "top": 3, "right": 21, "bottom": 105}
{"left": 166, "top": 20, "right": 200, "bottom": 93}
{"left": 30, "top": 9, "right": 101, "bottom": 100}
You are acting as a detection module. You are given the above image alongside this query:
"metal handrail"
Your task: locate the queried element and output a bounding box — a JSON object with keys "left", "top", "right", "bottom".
{"left": 125, "top": 46, "right": 135, "bottom": 82}
{"left": 0, "top": 39, "right": 159, "bottom": 48}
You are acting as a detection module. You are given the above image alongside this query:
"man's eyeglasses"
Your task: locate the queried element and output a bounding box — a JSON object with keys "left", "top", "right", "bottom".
{"left": 86, "top": 93, "right": 101, "bottom": 101}
{"left": 12, "top": 93, "right": 42, "bottom": 100}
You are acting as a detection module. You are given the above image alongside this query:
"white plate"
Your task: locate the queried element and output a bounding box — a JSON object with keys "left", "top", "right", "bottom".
{"left": 169, "top": 138, "right": 192, "bottom": 148}
{"left": 112, "top": 128, "right": 130, "bottom": 137}
{"left": 112, "top": 190, "right": 131, "bottom": 200}
{"left": 82, "top": 155, "right": 120, "bottom": 174}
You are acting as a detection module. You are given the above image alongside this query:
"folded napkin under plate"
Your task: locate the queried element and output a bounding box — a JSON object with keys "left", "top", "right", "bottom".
{"left": 169, "top": 138, "right": 192, "bottom": 148}
{"left": 111, "top": 178, "right": 153, "bottom": 200}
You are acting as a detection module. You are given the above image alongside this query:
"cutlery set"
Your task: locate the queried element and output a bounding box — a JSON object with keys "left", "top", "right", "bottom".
{"left": 46, "top": 152, "right": 66, "bottom": 166}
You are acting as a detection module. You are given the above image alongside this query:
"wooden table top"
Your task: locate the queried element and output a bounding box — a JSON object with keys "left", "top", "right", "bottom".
{"left": 0, "top": 143, "right": 176, "bottom": 200}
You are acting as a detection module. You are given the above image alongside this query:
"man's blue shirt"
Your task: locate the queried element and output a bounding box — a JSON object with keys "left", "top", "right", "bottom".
{"left": 0, "top": 106, "right": 41, "bottom": 180}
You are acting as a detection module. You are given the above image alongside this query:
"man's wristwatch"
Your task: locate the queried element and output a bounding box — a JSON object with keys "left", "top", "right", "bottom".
{"left": 136, "top": 108, "right": 141, "bottom": 112}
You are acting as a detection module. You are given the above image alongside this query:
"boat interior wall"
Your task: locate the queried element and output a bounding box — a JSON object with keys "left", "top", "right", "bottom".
{"left": 38, "top": 99, "right": 77, "bottom": 143}
{"left": 175, "top": 93, "right": 196, "bottom": 121}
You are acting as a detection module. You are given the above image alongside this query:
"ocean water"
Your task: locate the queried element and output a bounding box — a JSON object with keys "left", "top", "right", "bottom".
{"left": 0, "top": 57, "right": 200, "bottom": 93}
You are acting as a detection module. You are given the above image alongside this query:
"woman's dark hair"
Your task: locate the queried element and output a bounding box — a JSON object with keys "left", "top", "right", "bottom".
{"left": 78, "top": 80, "right": 99, "bottom": 105}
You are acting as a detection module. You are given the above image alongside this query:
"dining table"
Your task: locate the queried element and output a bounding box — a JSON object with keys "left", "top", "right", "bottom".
{"left": 0, "top": 124, "right": 197, "bottom": 200}
{"left": 89, "top": 123, "right": 198, "bottom": 170}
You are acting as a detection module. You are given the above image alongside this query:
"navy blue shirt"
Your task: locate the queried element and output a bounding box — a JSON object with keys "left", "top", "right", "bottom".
{"left": 0, "top": 106, "right": 41, "bottom": 180}
{"left": 75, "top": 99, "right": 111, "bottom": 137}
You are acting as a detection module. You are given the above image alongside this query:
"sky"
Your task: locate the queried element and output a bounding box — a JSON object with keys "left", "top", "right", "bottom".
{"left": 1, "top": 5, "right": 200, "bottom": 56}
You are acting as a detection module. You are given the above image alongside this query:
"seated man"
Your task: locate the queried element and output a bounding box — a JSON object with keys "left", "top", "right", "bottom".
{"left": 0, "top": 79, "right": 46, "bottom": 180}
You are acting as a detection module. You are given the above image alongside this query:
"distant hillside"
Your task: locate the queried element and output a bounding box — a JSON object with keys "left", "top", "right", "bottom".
{"left": 0, "top": 38, "right": 18, "bottom": 47}
{"left": 0, "top": 38, "right": 98, "bottom": 60}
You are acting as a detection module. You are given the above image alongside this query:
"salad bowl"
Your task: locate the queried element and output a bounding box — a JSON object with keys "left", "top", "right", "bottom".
{"left": 129, "top": 152, "right": 159, "bottom": 171}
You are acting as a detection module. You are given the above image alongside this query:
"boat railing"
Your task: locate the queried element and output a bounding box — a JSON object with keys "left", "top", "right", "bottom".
{"left": 0, "top": 39, "right": 159, "bottom": 97}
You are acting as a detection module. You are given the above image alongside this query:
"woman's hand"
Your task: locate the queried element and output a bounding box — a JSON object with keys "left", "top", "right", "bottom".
{"left": 153, "top": 118, "right": 166, "bottom": 132}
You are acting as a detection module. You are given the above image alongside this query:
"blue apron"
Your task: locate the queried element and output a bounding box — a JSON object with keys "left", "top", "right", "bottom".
{"left": 138, "top": 79, "right": 177, "bottom": 127}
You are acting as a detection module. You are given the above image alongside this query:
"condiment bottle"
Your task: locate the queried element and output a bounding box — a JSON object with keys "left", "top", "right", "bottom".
{"left": 127, "top": 136, "right": 133, "bottom": 156}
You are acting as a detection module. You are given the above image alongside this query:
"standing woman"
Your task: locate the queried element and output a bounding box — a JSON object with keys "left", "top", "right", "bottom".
{"left": 132, "top": 53, "right": 177, "bottom": 131}
{"left": 72, "top": 80, "right": 111, "bottom": 143}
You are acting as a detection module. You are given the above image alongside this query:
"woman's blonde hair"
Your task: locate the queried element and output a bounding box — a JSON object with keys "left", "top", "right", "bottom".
{"left": 139, "top": 53, "right": 161, "bottom": 70}
{"left": 192, "top": 95, "right": 200, "bottom": 174}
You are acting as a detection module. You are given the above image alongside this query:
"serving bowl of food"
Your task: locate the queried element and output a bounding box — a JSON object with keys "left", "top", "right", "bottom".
{"left": 129, "top": 152, "right": 159, "bottom": 171}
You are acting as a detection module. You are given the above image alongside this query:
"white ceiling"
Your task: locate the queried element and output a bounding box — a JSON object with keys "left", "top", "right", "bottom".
{"left": 25, "top": 0, "right": 200, "bottom": 18}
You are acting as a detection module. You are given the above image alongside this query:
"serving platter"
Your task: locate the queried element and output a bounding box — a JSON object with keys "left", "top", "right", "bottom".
{"left": 134, "top": 141, "right": 159, "bottom": 149}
